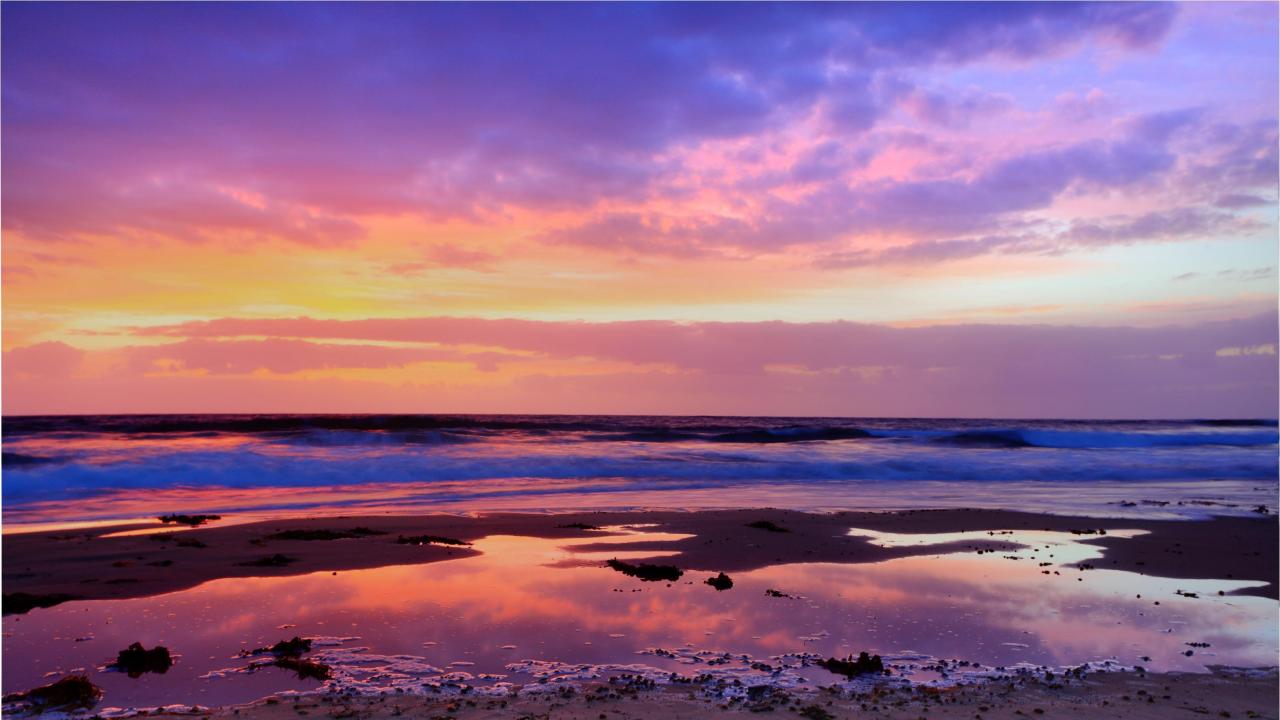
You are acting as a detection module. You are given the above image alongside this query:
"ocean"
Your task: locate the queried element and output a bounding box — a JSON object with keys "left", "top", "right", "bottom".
{"left": 4, "top": 414, "right": 1277, "bottom": 529}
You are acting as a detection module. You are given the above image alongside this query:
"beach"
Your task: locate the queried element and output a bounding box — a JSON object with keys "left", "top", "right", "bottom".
{"left": 5, "top": 508, "right": 1278, "bottom": 607}
{"left": 4, "top": 416, "right": 1278, "bottom": 717}
{"left": 4, "top": 505, "right": 1277, "bottom": 718}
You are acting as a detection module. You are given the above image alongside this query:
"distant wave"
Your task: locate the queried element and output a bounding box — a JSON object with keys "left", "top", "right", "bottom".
{"left": 270, "top": 429, "right": 479, "bottom": 447}
{"left": 0, "top": 413, "right": 612, "bottom": 437}
{"left": 913, "top": 428, "right": 1279, "bottom": 450}
{"left": 6, "top": 415, "right": 1278, "bottom": 452}
{"left": 707, "top": 427, "right": 874, "bottom": 443}
{"left": 928, "top": 430, "right": 1034, "bottom": 448}
{"left": 1, "top": 451, "right": 64, "bottom": 468}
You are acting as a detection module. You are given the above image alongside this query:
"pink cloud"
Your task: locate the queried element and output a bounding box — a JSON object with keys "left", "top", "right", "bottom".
{"left": 4, "top": 341, "right": 85, "bottom": 379}
{"left": 11, "top": 311, "right": 1247, "bottom": 418}
{"left": 124, "top": 338, "right": 520, "bottom": 375}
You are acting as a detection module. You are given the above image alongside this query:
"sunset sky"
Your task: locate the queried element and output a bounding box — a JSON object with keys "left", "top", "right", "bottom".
{"left": 3, "top": 2, "right": 1276, "bottom": 417}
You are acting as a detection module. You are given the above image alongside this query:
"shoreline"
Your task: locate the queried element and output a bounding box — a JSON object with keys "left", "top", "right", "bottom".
{"left": 66, "top": 666, "right": 1280, "bottom": 719}
{"left": 5, "top": 508, "right": 1277, "bottom": 615}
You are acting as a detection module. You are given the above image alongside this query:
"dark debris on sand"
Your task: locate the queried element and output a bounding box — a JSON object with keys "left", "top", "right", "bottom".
{"left": 237, "top": 554, "right": 297, "bottom": 567}
{"left": 241, "top": 636, "right": 313, "bottom": 658}
{"left": 158, "top": 514, "right": 221, "bottom": 526}
{"left": 798, "top": 704, "right": 836, "bottom": 720}
{"left": 149, "top": 533, "right": 207, "bottom": 548}
{"left": 556, "top": 522, "right": 602, "bottom": 530}
{"left": 817, "top": 651, "right": 887, "bottom": 678}
{"left": 395, "top": 534, "right": 471, "bottom": 546}
{"left": 705, "top": 572, "right": 734, "bottom": 590}
{"left": 271, "top": 657, "right": 331, "bottom": 681}
{"left": 266, "top": 528, "right": 387, "bottom": 541}
{"left": 2, "top": 592, "right": 78, "bottom": 616}
{"left": 109, "top": 642, "right": 173, "bottom": 677}
{"left": 2, "top": 675, "right": 102, "bottom": 711}
{"left": 606, "top": 558, "right": 683, "bottom": 582}
{"left": 746, "top": 520, "right": 790, "bottom": 533}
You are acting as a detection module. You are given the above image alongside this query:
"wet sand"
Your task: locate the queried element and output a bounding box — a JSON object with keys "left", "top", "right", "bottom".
{"left": 4, "top": 508, "right": 1277, "bottom": 615}
{"left": 133, "top": 666, "right": 1279, "bottom": 719}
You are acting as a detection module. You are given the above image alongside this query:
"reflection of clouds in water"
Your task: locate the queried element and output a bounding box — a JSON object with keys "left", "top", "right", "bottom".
{"left": 2, "top": 528, "right": 1275, "bottom": 710}
{"left": 746, "top": 530, "right": 1274, "bottom": 670}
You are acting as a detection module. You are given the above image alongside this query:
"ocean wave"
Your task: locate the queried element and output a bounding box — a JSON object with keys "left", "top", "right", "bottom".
{"left": 3, "top": 439, "right": 1276, "bottom": 501}
{"left": 4, "top": 415, "right": 1277, "bottom": 520}
{"left": 1014, "top": 429, "right": 1278, "bottom": 449}
{"left": 266, "top": 429, "right": 479, "bottom": 447}
{"left": 927, "top": 431, "right": 1033, "bottom": 448}
{"left": 872, "top": 428, "right": 1279, "bottom": 449}
{"left": 1, "top": 451, "right": 64, "bottom": 468}
{"left": 707, "top": 427, "right": 874, "bottom": 443}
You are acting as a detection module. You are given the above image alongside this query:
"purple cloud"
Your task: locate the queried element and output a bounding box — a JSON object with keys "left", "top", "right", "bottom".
{"left": 2, "top": 2, "right": 1183, "bottom": 244}
{"left": 553, "top": 111, "right": 1222, "bottom": 258}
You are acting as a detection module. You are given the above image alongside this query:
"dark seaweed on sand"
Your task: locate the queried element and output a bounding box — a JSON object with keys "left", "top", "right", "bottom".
{"left": 149, "top": 533, "right": 207, "bottom": 548}
{"left": 237, "top": 554, "right": 297, "bottom": 567}
{"left": 272, "top": 656, "right": 331, "bottom": 681}
{"left": 241, "top": 636, "right": 313, "bottom": 658}
{"left": 798, "top": 705, "right": 835, "bottom": 720}
{"left": 817, "top": 651, "right": 886, "bottom": 678}
{"left": 109, "top": 642, "right": 173, "bottom": 677}
{"left": 3, "top": 592, "right": 78, "bottom": 616}
{"left": 396, "top": 534, "right": 471, "bottom": 546}
{"left": 556, "top": 522, "right": 602, "bottom": 530}
{"left": 746, "top": 520, "right": 790, "bottom": 533}
{"left": 2, "top": 675, "right": 102, "bottom": 711}
{"left": 705, "top": 572, "right": 734, "bottom": 591}
{"left": 158, "top": 514, "right": 221, "bottom": 526}
{"left": 266, "top": 527, "right": 387, "bottom": 541}
{"left": 606, "top": 558, "right": 683, "bottom": 582}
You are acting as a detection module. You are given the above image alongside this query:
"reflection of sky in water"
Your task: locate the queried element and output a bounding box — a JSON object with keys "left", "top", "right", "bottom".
{"left": 3, "top": 528, "right": 1275, "bottom": 709}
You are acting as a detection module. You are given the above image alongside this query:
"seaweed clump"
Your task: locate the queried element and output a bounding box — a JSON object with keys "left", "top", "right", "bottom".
{"left": 2, "top": 675, "right": 102, "bottom": 711}
{"left": 241, "top": 636, "right": 313, "bottom": 658}
{"left": 705, "top": 572, "right": 734, "bottom": 591}
{"left": 556, "top": 523, "right": 601, "bottom": 530}
{"left": 149, "top": 533, "right": 207, "bottom": 548}
{"left": 273, "top": 657, "right": 331, "bottom": 681}
{"left": 817, "top": 651, "right": 886, "bottom": 678}
{"left": 237, "top": 554, "right": 296, "bottom": 567}
{"left": 3, "top": 592, "right": 78, "bottom": 616}
{"left": 158, "top": 514, "right": 221, "bottom": 526}
{"left": 798, "top": 705, "right": 835, "bottom": 720}
{"left": 605, "top": 558, "right": 683, "bottom": 582}
{"left": 746, "top": 520, "right": 790, "bottom": 533}
{"left": 396, "top": 534, "right": 471, "bottom": 546}
{"left": 266, "top": 527, "right": 386, "bottom": 541}
{"left": 110, "top": 642, "right": 173, "bottom": 677}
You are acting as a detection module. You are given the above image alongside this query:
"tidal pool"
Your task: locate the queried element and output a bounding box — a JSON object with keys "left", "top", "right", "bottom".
{"left": 3, "top": 525, "right": 1274, "bottom": 710}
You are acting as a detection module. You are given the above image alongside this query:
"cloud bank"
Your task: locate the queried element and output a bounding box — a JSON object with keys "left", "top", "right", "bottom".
{"left": 6, "top": 313, "right": 1275, "bottom": 418}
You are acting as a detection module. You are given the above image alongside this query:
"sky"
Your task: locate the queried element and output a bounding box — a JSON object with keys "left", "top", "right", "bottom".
{"left": 2, "top": 2, "right": 1277, "bottom": 418}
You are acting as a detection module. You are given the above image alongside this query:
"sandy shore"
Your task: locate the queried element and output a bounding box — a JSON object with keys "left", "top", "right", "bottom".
{"left": 4, "top": 508, "right": 1277, "bottom": 615}
{"left": 115, "top": 666, "right": 1278, "bottom": 719}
